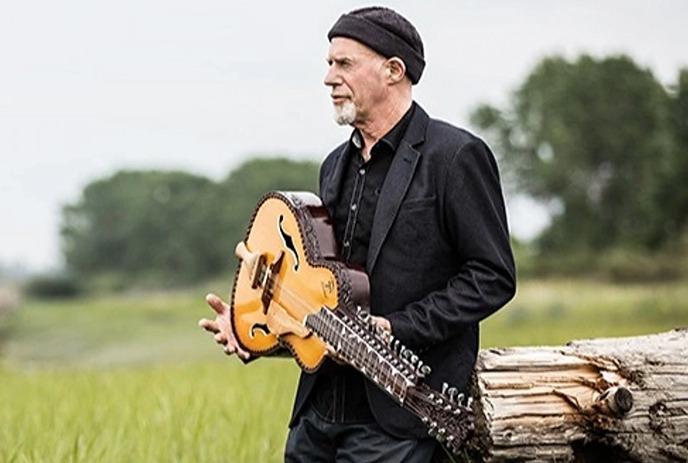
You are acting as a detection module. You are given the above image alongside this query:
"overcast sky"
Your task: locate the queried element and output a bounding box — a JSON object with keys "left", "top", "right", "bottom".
{"left": 1, "top": 0, "right": 687, "bottom": 271}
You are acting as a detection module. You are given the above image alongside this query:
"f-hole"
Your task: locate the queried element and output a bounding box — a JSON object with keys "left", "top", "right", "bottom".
{"left": 278, "top": 215, "right": 300, "bottom": 271}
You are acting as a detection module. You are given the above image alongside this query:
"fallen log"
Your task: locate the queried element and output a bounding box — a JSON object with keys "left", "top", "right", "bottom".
{"left": 466, "top": 328, "right": 688, "bottom": 462}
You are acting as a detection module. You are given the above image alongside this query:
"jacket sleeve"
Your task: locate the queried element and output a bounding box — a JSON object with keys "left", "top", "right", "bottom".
{"left": 385, "top": 139, "right": 516, "bottom": 349}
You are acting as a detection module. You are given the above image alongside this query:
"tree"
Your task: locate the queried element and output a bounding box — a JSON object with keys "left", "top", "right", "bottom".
{"left": 60, "top": 158, "right": 320, "bottom": 286}
{"left": 61, "top": 170, "right": 217, "bottom": 283}
{"left": 471, "top": 55, "right": 684, "bottom": 252}
{"left": 660, "top": 69, "right": 688, "bottom": 242}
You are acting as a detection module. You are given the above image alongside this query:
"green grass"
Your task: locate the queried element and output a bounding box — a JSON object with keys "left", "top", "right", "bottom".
{"left": 2, "top": 290, "right": 220, "bottom": 367}
{"left": 481, "top": 279, "right": 688, "bottom": 346}
{"left": 1, "top": 278, "right": 687, "bottom": 461}
{"left": 0, "top": 361, "right": 298, "bottom": 462}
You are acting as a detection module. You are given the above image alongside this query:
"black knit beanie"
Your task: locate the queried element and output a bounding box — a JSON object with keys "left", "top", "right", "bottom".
{"left": 327, "top": 7, "right": 425, "bottom": 85}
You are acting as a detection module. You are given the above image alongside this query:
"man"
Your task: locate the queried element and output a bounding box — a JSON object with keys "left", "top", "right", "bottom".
{"left": 200, "top": 6, "right": 515, "bottom": 462}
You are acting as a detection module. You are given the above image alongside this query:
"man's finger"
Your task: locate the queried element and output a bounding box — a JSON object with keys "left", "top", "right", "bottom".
{"left": 225, "top": 338, "right": 250, "bottom": 360}
{"left": 236, "top": 346, "right": 251, "bottom": 360}
{"left": 205, "top": 293, "right": 227, "bottom": 316}
{"left": 198, "top": 318, "right": 220, "bottom": 333}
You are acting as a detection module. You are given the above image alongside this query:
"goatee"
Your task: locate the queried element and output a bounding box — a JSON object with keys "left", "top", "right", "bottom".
{"left": 333, "top": 100, "right": 356, "bottom": 126}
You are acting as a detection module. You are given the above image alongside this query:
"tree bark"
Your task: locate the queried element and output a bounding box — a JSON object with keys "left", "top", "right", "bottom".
{"left": 467, "top": 328, "right": 688, "bottom": 462}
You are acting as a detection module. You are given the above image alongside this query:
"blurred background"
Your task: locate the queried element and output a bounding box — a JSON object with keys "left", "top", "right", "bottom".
{"left": 1, "top": 1, "right": 687, "bottom": 461}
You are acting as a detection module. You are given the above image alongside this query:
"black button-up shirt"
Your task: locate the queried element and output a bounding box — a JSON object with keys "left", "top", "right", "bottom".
{"left": 311, "top": 103, "right": 416, "bottom": 423}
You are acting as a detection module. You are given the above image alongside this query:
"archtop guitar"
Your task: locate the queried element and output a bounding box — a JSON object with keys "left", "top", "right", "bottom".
{"left": 229, "top": 191, "right": 474, "bottom": 454}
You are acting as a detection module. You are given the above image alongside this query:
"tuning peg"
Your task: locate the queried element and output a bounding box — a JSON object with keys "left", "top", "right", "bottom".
{"left": 441, "top": 382, "right": 449, "bottom": 395}
{"left": 410, "top": 354, "right": 418, "bottom": 364}
{"left": 457, "top": 393, "right": 465, "bottom": 405}
{"left": 466, "top": 397, "right": 474, "bottom": 408}
{"left": 436, "top": 428, "right": 447, "bottom": 442}
{"left": 453, "top": 408, "right": 462, "bottom": 416}
{"left": 448, "top": 387, "right": 458, "bottom": 402}
{"left": 419, "top": 364, "right": 432, "bottom": 376}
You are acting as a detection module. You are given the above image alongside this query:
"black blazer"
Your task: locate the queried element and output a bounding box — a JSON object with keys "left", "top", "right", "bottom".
{"left": 289, "top": 103, "right": 516, "bottom": 439}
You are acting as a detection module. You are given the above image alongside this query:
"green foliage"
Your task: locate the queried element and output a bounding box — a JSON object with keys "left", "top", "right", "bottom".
{"left": 60, "top": 158, "right": 319, "bottom": 287}
{"left": 62, "top": 170, "right": 215, "bottom": 285}
{"left": 472, "top": 55, "right": 688, "bottom": 253}
{"left": 23, "top": 274, "right": 83, "bottom": 299}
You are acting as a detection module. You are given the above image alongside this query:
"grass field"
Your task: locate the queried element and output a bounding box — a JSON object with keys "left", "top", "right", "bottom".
{"left": 1, "top": 278, "right": 687, "bottom": 461}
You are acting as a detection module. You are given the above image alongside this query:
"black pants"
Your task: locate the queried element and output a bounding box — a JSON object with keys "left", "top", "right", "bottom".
{"left": 284, "top": 402, "right": 438, "bottom": 463}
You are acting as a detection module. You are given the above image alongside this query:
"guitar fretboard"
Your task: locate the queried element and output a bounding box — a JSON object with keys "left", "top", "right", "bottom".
{"left": 304, "top": 307, "right": 420, "bottom": 403}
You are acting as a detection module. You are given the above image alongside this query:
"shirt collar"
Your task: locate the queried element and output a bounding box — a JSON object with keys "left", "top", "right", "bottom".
{"left": 348, "top": 102, "right": 416, "bottom": 155}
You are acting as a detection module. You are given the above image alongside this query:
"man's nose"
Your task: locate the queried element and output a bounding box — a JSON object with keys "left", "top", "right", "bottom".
{"left": 324, "top": 65, "right": 338, "bottom": 87}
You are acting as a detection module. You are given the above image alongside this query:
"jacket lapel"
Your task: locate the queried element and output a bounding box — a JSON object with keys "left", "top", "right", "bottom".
{"left": 366, "top": 105, "right": 429, "bottom": 273}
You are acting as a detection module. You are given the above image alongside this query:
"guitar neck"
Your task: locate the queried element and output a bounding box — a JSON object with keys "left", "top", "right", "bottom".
{"left": 304, "top": 307, "right": 424, "bottom": 404}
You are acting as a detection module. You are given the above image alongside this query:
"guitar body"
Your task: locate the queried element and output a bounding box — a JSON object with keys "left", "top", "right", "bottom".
{"left": 230, "top": 191, "right": 369, "bottom": 371}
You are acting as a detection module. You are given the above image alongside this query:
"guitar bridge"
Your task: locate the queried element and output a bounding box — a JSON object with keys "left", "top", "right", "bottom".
{"left": 260, "top": 251, "right": 284, "bottom": 313}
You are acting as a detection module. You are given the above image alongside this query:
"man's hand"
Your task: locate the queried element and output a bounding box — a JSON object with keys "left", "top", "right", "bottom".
{"left": 198, "top": 293, "right": 251, "bottom": 360}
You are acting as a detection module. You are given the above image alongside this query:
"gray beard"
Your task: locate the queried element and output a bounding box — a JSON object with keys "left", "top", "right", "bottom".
{"left": 333, "top": 100, "right": 356, "bottom": 126}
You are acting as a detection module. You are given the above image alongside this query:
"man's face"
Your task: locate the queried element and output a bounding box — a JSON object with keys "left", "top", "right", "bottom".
{"left": 324, "top": 37, "right": 388, "bottom": 126}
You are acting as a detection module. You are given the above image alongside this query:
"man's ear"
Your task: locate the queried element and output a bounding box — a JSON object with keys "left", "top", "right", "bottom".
{"left": 385, "top": 57, "right": 406, "bottom": 84}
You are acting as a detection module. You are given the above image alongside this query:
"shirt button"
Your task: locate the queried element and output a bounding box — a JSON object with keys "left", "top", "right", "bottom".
{"left": 359, "top": 168, "right": 365, "bottom": 176}
{"left": 351, "top": 204, "right": 357, "bottom": 211}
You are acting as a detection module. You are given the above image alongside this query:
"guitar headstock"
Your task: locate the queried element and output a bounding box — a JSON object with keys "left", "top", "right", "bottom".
{"left": 405, "top": 383, "right": 475, "bottom": 454}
